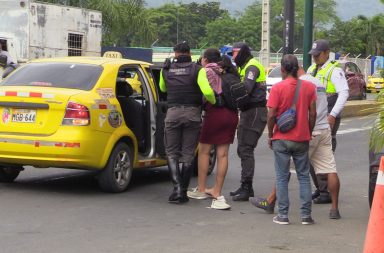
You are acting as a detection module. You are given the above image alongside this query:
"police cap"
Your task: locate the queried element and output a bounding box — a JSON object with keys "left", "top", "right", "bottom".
{"left": 309, "top": 39, "right": 330, "bottom": 56}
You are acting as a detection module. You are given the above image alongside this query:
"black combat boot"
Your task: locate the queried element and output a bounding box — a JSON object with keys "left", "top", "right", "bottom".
{"left": 167, "top": 158, "right": 186, "bottom": 204}
{"left": 313, "top": 174, "right": 331, "bottom": 204}
{"left": 231, "top": 182, "right": 254, "bottom": 201}
{"left": 179, "top": 162, "right": 193, "bottom": 203}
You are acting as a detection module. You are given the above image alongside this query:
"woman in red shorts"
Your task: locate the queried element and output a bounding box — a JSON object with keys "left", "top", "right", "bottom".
{"left": 187, "top": 48, "right": 239, "bottom": 210}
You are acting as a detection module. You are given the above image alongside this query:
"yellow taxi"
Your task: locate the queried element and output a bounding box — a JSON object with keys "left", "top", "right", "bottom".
{"left": 367, "top": 71, "right": 384, "bottom": 93}
{"left": 0, "top": 57, "right": 178, "bottom": 192}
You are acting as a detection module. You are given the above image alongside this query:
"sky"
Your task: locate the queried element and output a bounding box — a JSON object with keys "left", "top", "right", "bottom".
{"left": 144, "top": 0, "right": 384, "bottom": 21}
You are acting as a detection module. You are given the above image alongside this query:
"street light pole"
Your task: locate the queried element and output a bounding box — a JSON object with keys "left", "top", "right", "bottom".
{"left": 176, "top": 8, "right": 179, "bottom": 44}
{"left": 303, "top": 0, "right": 314, "bottom": 70}
{"left": 283, "top": 0, "right": 295, "bottom": 55}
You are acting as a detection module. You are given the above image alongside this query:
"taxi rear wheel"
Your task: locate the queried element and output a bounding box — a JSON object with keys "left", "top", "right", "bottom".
{"left": 98, "top": 142, "right": 133, "bottom": 193}
{"left": 0, "top": 166, "right": 22, "bottom": 183}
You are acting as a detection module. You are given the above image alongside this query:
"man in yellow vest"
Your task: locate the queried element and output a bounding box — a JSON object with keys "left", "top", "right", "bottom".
{"left": 307, "top": 39, "right": 349, "bottom": 204}
{"left": 229, "top": 42, "right": 268, "bottom": 201}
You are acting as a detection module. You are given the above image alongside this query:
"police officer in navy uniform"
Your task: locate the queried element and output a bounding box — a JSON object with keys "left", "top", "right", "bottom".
{"left": 159, "top": 42, "right": 216, "bottom": 204}
{"left": 229, "top": 42, "right": 268, "bottom": 201}
{"left": 307, "top": 39, "right": 349, "bottom": 204}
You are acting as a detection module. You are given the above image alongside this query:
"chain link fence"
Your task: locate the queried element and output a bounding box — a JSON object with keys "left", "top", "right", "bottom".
{"left": 152, "top": 48, "right": 372, "bottom": 82}
{"left": 254, "top": 52, "right": 372, "bottom": 82}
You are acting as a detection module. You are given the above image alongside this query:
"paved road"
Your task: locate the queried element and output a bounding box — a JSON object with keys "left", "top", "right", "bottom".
{"left": 0, "top": 115, "right": 374, "bottom": 253}
{"left": 366, "top": 93, "right": 378, "bottom": 101}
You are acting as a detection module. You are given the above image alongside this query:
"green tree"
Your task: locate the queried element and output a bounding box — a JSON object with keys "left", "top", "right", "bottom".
{"left": 236, "top": 1, "right": 263, "bottom": 49}
{"left": 203, "top": 14, "right": 241, "bottom": 48}
{"left": 146, "top": 2, "right": 227, "bottom": 48}
{"left": 202, "top": 0, "right": 338, "bottom": 52}
{"left": 269, "top": 0, "right": 337, "bottom": 52}
{"left": 323, "top": 14, "right": 384, "bottom": 57}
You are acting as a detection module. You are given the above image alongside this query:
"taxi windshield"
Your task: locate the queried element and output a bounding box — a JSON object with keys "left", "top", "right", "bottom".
{"left": 1, "top": 62, "right": 103, "bottom": 90}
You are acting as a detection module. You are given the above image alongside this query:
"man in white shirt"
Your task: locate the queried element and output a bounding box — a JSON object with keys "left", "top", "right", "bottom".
{"left": 307, "top": 39, "right": 349, "bottom": 204}
{"left": 250, "top": 68, "right": 342, "bottom": 219}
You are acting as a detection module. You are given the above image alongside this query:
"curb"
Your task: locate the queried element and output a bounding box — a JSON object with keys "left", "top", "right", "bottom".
{"left": 341, "top": 100, "right": 379, "bottom": 118}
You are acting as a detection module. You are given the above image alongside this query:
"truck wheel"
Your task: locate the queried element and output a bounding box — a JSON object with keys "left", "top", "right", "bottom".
{"left": 193, "top": 145, "right": 217, "bottom": 176}
{"left": 0, "top": 166, "right": 22, "bottom": 183}
{"left": 98, "top": 142, "right": 133, "bottom": 193}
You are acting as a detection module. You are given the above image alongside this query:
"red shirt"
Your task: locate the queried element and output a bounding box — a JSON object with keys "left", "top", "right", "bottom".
{"left": 267, "top": 77, "right": 317, "bottom": 142}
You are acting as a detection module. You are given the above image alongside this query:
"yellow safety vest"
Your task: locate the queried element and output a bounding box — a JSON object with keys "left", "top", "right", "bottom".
{"left": 308, "top": 61, "right": 339, "bottom": 93}
{"left": 238, "top": 58, "right": 266, "bottom": 82}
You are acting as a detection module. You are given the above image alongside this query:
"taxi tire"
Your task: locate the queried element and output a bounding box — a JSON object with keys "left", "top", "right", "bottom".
{"left": 98, "top": 142, "right": 133, "bottom": 193}
{"left": 0, "top": 166, "right": 21, "bottom": 183}
{"left": 192, "top": 145, "right": 217, "bottom": 176}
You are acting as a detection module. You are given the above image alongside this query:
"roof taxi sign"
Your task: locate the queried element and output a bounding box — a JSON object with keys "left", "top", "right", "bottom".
{"left": 103, "top": 51, "right": 122, "bottom": 59}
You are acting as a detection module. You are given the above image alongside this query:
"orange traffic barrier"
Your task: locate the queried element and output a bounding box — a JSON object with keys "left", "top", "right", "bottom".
{"left": 364, "top": 157, "right": 384, "bottom": 253}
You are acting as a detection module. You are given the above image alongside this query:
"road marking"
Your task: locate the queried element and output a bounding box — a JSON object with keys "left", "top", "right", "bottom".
{"left": 337, "top": 126, "right": 371, "bottom": 135}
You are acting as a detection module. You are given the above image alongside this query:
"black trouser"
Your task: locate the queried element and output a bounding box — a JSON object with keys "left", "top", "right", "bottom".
{"left": 164, "top": 106, "right": 202, "bottom": 164}
{"left": 237, "top": 107, "right": 267, "bottom": 183}
{"left": 316, "top": 94, "right": 341, "bottom": 195}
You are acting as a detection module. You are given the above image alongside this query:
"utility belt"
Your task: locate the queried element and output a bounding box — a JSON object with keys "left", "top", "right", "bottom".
{"left": 326, "top": 93, "right": 340, "bottom": 117}
{"left": 326, "top": 93, "right": 337, "bottom": 98}
{"left": 168, "top": 104, "right": 201, "bottom": 109}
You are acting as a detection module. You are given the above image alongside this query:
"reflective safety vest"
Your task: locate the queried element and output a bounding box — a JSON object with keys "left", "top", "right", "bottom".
{"left": 162, "top": 62, "right": 202, "bottom": 106}
{"left": 307, "top": 61, "right": 340, "bottom": 93}
{"left": 238, "top": 58, "right": 266, "bottom": 82}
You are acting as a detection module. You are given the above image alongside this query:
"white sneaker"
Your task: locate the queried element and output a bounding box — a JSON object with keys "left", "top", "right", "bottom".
{"left": 210, "top": 196, "right": 231, "bottom": 210}
{"left": 187, "top": 187, "right": 209, "bottom": 200}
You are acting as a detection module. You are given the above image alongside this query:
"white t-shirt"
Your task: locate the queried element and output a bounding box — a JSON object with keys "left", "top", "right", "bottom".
{"left": 300, "top": 74, "right": 329, "bottom": 131}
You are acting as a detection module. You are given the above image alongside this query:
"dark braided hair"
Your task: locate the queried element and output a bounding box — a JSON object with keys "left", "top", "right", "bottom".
{"left": 219, "top": 55, "right": 239, "bottom": 77}
{"left": 203, "top": 48, "right": 221, "bottom": 63}
{"left": 281, "top": 54, "right": 299, "bottom": 78}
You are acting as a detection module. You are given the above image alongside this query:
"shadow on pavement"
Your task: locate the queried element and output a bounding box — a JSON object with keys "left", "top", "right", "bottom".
{"left": 1, "top": 166, "right": 170, "bottom": 195}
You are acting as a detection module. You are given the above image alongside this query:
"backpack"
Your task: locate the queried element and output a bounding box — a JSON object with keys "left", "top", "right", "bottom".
{"left": 220, "top": 72, "right": 240, "bottom": 111}
{"left": 230, "top": 81, "right": 250, "bottom": 109}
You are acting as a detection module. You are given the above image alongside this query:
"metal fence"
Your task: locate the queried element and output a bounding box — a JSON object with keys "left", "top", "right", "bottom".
{"left": 254, "top": 52, "right": 372, "bottom": 82}
{"left": 152, "top": 47, "right": 373, "bottom": 81}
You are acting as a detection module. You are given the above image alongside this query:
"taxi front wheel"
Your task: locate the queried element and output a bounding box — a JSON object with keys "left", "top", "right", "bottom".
{"left": 0, "top": 166, "right": 22, "bottom": 183}
{"left": 98, "top": 142, "right": 133, "bottom": 193}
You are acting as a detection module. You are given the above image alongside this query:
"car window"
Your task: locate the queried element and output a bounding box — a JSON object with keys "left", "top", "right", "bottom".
{"left": 1, "top": 62, "right": 102, "bottom": 90}
{"left": 373, "top": 72, "right": 382, "bottom": 78}
{"left": 117, "top": 66, "right": 149, "bottom": 101}
{"left": 268, "top": 67, "right": 281, "bottom": 78}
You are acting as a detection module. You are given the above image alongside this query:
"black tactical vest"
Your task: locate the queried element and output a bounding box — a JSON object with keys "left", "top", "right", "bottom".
{"left": 162, "top": 62, "right": 202, "bottom": 107}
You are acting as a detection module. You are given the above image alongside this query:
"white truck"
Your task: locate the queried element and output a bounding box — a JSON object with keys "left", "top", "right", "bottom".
{"left": 0, "top": 0, "right": 102, "bottom": 67}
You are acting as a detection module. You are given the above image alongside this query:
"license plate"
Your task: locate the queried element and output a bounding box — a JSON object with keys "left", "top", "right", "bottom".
{"left": 376, "top": 84, "right": 382, "bottom": 89}
{"left": 12, "top": 109, "right": 36, "bottom": 123}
